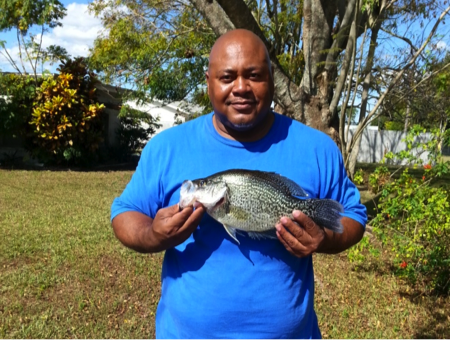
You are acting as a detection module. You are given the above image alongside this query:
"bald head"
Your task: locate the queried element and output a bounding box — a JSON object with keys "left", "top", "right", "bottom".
{"left": 208, "top": 29, "right": 272, "bottom": 79}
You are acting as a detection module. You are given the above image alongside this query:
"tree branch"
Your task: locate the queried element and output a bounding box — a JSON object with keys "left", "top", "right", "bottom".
{"left": 330, "top": 0, "right": 359, "bottom": 119}
{"left": 324, "top": 0, "right": 357, "bottom": 71}
{"left": 0, "top": 49, "right": 22, "bottom": 75}
{"left": 380, "top": 27, "right": 418, "bottom": 52}
{"left": 16, "top": 29, "right": 27, "bottom": 75}
{"left": 351, "top": 5, "right": 450, "bottom": 147}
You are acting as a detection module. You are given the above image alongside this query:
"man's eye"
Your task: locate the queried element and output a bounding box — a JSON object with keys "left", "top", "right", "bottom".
{"left": 250, "top": 73, "right": 259, "bottom": 79}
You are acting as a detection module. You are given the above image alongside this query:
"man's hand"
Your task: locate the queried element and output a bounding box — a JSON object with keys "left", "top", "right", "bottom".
{"left": 149, "top": 203, "right": 206, "bottom": 252}
{"left": 275, "top": 210, "right": 325, "bottom": 258}
{"left": 276, "top": 210, "right": 365, "bottom": 257}
{"left": 112, "top": 203, "right": 205, "bottom": 253}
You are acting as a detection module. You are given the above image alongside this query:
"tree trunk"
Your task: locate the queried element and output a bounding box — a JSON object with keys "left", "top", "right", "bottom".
{"left": 345, "top": 20, "right": 381, "bottom": 178}
{"left": 404, "top": 103, "right": 410, "bottom": 132}
{"left": 301, "top": 0, "right": 340, "bottom": 144}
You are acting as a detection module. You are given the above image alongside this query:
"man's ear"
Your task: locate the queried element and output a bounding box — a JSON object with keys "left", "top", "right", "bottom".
{"left": 205, "top": 71, "right": 210, "bottom": 92}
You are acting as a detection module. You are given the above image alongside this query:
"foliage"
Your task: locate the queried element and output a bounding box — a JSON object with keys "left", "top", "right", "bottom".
{"left": 383, "top": 121, "right": 405, "bottom": 131}
{"left": 351, "top": 126, "right": 450, "bottom": 294}
{"left": 0, "top": 73, "right": 40, "bottom": 139}
{"left": 0, "top": 0, "right": 66, "bottom": 79}
{"left": 112, "top": 104, "right": 161, "bottom": 162}
{"left": 368, "top": 165, "right": 390, "bottom": 194}
{"left": 353, "top": 168, "right": 365, "bottom": 186}
{"left": 0, "top": 0, "right": 65, "bottom": 31}
{"left": 378, "top": 52, "right": 450, "bottom": 133}
{"left": 247, "top": 0, "right": 305, "bottom": 85}
{"left": 28, "top": 57, "right": 105, "bottom": 166}
{"left": 88, "top": 1, "right": 214, "bottom": 111}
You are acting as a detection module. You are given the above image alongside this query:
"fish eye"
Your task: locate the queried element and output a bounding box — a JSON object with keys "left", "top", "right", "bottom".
{"left": 199, "top": 180, "right": 206, "bottom": 187}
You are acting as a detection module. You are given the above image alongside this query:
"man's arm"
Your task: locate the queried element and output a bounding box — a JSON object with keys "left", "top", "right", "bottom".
{"left": 317, "top": 216, "right": 364, "bottom": 254}
{"left": 112, "top": 204, "right": 205, "bottom": 253}
{"left": 276, "top": 211, "right": 364, "bottom": 258}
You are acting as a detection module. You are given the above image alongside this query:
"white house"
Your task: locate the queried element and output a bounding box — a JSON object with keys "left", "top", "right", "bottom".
{"left": 94, "top": 83, "right": 204, "bottom": 147}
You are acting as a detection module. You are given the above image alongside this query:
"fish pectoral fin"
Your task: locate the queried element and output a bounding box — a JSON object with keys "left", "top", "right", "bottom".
{"left": 222, "top": 224, "right": 240, "bottom": 245}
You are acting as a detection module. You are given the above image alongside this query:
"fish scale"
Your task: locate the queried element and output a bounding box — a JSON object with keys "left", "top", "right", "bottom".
{"left": 179, "top": 169, "right": 344, "bottom": 244}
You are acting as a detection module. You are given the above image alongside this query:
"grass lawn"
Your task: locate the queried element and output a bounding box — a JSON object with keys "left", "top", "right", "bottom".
{"left": 1, "top": 169, "right": 449, "bottom": 338}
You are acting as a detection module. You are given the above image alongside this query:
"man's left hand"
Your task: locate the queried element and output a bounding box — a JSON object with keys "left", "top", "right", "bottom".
{"left": 275, "top": 210, "right": 326, "bottom": 258}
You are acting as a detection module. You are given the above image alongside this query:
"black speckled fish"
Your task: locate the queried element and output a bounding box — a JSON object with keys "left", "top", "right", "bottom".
{"left": 179, "top": 169, "right": 344, "bottom": 244}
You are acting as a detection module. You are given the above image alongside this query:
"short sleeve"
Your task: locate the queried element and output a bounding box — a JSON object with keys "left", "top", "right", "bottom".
{"left": 110, "top": 138, "right": 163, "bottom": 221}
{"left": 318, "top": 138, "right": 368, "bottom": 227}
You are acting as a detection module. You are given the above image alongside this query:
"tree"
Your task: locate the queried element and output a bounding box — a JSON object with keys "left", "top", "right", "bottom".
{"left": 89, "top": 0, "right": 450, "bottom": 177}
{"left": 0, "top": 0, "right": 67, "bottom": 81}
{"left": 378, "top": 52, "right": 450, "bottom": 135}
{"left": 0, "top": 0, "right": 69, "bottom": 141}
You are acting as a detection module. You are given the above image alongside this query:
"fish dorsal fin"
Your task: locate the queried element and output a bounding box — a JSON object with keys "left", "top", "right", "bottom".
{"left": 272, "top": 173, "right": 309, "bottom": 197}
{"left": 227, "top": 169, "right": 308, "bottom": 197}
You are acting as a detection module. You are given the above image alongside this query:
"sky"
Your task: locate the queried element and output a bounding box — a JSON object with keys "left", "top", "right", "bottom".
{"left": 0, "top": 0, "right": 103, "bottom": 73}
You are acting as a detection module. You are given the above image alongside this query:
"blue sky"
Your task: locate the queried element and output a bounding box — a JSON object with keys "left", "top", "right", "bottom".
{"left": 0, "top": 0, "right": 103, "bottom": 72}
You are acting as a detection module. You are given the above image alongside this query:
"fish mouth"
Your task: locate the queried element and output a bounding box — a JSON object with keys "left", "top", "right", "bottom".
{"left": 210, "top": 196, "right": 226, "bottom": 211}
{"left": 179, "top": 180, "right": 197, "bottom": 209}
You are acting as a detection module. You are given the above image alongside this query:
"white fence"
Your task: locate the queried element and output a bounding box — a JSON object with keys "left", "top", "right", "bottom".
{"left": 346, "top": 126, "right": 448, "bottom": 165}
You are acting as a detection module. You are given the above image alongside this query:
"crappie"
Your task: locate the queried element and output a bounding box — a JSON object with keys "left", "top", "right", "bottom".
{"left": 179, "top": 169, "right": 344, "bottom": 244}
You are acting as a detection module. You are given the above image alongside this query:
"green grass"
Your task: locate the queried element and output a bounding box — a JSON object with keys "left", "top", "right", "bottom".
{"left": 1, "top": 170, "right": 449, "bottom": 338}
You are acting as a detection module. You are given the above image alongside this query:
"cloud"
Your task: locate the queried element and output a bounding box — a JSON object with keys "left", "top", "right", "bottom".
{"left": 42, "top": 3, "right": 103, "bottom": 58}
{"left": 436, "top": 41, "right": 449, "bottom": 51}
{"left": 0, "top": 2, "right": 103, "bottom": 72}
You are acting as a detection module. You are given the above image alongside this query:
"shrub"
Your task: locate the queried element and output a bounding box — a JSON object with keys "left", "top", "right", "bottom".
{"left": 350, "top": 126, "right": 450, "bottom": 294}
{"left": 353, "top": 168, "right": 365, "bottom": 186}
{"left": 110, "top": 104, "right": 161, "bottom": 162}
{"left": 368, "top": 166, "right": 390, "bottom": 193}
{"left": 0, "top": 73, "right": 39, "bottom": 139}
{"left": 29, "top": 57, "right": 105, "bottom": 166}
{"left": 383, "top": 121, "right": 404, "bottom": 131}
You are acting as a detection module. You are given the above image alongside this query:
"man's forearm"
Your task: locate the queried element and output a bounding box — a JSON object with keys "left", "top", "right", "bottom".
{"left": 112, "top": 211, "right": 158, "bottom": 253}
{"left": 317, "top": 217, "right": 365, "bottom": 254}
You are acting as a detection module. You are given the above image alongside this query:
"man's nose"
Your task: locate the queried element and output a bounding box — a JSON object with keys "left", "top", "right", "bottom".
{"left": 232, "top": 76, "right": 250, "bottom": 94}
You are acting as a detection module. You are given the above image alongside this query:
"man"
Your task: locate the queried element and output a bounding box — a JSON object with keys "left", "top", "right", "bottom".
{"left": 111, "top": 29, "right": 367, "bottom": 338}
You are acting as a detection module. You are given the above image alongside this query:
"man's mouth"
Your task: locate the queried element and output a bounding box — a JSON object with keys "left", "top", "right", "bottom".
{"left": 230, "top": 101, "right": 256, "bottom": 110}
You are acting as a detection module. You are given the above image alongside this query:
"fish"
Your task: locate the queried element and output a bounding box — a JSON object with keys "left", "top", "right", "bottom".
{"left": 179, "top": 169, "right": 344, "bottom": 244}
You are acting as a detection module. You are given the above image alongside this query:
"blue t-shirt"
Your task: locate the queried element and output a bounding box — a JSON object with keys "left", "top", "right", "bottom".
{"left": 111, "top": 112, "right": 367, "bottom": 339}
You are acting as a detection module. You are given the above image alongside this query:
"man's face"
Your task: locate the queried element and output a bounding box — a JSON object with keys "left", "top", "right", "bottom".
{"left": 206, "top": 39, "right": 274, "bottom": 131}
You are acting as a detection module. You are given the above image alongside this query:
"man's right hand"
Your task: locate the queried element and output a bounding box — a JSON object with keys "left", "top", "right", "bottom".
{"left": 112, "top": 203, "right": 205, "bottom": 253}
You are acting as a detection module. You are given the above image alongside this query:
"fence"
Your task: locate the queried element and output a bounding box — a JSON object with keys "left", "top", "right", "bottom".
{"left": 347, "top": 127, "right": 449, "bottom": 165}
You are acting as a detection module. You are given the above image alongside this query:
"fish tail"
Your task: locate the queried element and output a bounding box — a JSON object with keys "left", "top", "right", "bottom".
{"left": 300, "top": 199, "right": 344, "bottom": 234}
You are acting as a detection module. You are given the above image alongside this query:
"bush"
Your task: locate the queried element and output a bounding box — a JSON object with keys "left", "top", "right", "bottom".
{"left": 383, "top": 121, "right": 404, "bottom": 131}
{"left": 353, "top": 168, "right": 365, "bottom": 186}
{"left": 0, "top": 73, "right": 39, "bottom": 139}
{"left": 110, "top": 104, "right": 161, "bottom": 162}
{"left": 350, "top": 126, "right": 450, "bottom": 294}
{"left": 28, "top": 58, "right": 105, "bottom": 166}
{"left": 368, "top": 166, "right": 390, "bottom": 193}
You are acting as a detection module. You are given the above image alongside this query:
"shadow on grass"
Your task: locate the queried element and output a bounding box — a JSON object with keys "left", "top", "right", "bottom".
{"left": 352, "top": 256, "right": 450, "bottom": 339}
{"left": 398, "top": 291, "right": 450, "bottom": 339}
{"left": 351, "top": 261, "right": 395, "bottom": 276}
{"left": 0, "top": 160, "right": 139, "bottom": 172}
